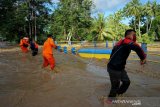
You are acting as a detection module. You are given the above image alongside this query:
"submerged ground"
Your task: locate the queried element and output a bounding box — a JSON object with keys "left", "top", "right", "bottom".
{"left": 0, "top": 42, "right": 160, "bottom": 107}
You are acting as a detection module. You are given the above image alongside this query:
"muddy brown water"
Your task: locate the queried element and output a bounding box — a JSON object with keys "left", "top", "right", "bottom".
{"left": 0, "top": 46, "right": 160, "bottom": 107}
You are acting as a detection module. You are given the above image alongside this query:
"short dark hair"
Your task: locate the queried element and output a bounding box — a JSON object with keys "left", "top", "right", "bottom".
{"left": 125, "top": 29, "right": 136, "bottom": 37}
{"left": 47, "top": 34, "right": 53, "bottom": 37}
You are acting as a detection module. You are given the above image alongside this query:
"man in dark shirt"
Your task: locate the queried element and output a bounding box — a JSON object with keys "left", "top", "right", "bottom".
{"left": 107, "top": 29, "right": 146, "bottom": 102}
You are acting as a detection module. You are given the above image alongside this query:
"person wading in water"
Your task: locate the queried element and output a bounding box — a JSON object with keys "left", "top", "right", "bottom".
{"left": 107, "top": 29, "right": 146, "bottom": 103}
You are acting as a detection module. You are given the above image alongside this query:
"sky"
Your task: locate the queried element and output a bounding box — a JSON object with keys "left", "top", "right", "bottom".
{"left": 51, "top": 0, "right": 160, "bottom": 25}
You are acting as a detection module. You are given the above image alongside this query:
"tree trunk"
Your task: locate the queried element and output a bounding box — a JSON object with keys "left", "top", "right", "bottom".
{"left": 29, "top": 22, "right": 31, "bottom": 38}
{"left": 24, "top": 25, "right": 26, "bottom": 34}
{"left": 31, "top": 8, "right": 34, "bottom": 39}
{"left": 28, "top": 0, "right": 31, "bottom": 38}
{"left": 148, "top": 18, "right": 153, "bottom": 32}
{"left": 34, "top": 12, "right": 37, "bottom": 41}
{"left": 134, "top": 17, "right": 136, "bottom": 30}
{"left": 64, "top": 28, "right": 66, "bottom": 40}
{"left": 138, "top": 17, "right": 141, "bottom": 37}
{"left": 146, "top": 18, "right": 149, "bottom": 34}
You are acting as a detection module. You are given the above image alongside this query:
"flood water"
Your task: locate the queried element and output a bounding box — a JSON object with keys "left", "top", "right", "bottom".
{"left": 0, "top": 45, "right": 160, "bottom": 107}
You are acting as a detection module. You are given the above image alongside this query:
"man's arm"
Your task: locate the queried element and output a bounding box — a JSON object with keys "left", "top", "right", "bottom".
{"left": 20, "top": 40, "right": 23, "bottom": 46}
{"left": 129, "top": 42, "right": 146, "bottom": 62}
{"left": 49, "top": 38, "right": 57, "bottom": 49}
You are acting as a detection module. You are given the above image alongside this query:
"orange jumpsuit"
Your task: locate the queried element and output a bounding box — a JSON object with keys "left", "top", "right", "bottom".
{"left": 42, "top": 37, "right": 56, "bottom": 70}
{"left": 20, "top": 39, "right": 29, "bottom": 53}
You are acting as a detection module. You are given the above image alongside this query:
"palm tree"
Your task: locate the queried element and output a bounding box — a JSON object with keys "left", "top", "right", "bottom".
{"left": 113, "top": 11, "right": 123, "bottom": 39}
{"left": 149, "top": 0, "right": 157, "bottom": 31}
{"left": 124, "top": 0, "right": 142, "bottom": 36}
{"left": 105, "top": 11, "right": 125, "bottom": 40}
{"left": 143, "top": 1, "right": 155, "bottom": 34}
{"left": 91, "top": 13, "right": 113, "bottom": 41}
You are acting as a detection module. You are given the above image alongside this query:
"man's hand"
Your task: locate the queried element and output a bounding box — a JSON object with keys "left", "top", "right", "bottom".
{"left": 55, "top": 45, "right": 57, "bottom": 49}
{"left": 140, "top": 59, "right": 146, "bottom": 65}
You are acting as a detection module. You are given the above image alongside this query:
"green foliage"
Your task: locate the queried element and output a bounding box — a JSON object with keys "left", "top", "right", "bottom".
{"left": 150, "top": 4, "right": 160, "bottom": 40}
{"left": 123, "top": 0, "right": 160, "bottom": 41}
{"left": 138, "top": 33, "right": 154, "bottom": 43}
{"left": 91, "top": 13, "right": 109, "bottom": 41}
{"left": 86, "top": 34, "right": 93, "bottom": 41}
{"left": 0, "top": 0, "right": 52, "bottom": 42}
{"left": 106, "top": 11, "right": 130, "bottom": 40}
{"left": 50, "top": 0, "right": 93, "bottom": 41}
{"left": 1, "top": 0, "right": 160, "bottom": 42}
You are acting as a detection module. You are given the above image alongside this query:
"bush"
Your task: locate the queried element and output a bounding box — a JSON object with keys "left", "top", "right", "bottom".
{"left": 138, "top": 33, "right": 154, "bottom": 43}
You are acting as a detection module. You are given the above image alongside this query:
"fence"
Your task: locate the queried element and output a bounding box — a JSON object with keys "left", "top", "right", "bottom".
{"left": 55, "top": 41, "right": 160, "bottom": 55}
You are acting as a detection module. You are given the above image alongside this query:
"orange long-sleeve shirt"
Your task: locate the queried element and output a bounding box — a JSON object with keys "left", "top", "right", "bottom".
{"left": 19, "top": 39, "right": 23, "bottom": 46}
{"left": 43, "top": 38, "right": 56, "bottom": 55}
{"left": 19, "top": 39, "right": 29, "bottom": 53}
{"left": 20, "top": 39, "right": 29, "bottom": 47}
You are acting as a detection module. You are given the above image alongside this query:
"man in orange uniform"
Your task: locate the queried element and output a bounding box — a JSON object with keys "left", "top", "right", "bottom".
{"left": 42, "top": 34, "right": 57, "bottom": 70}
{"left": 20, "top": 37, "right": 29, "bottom": 53}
